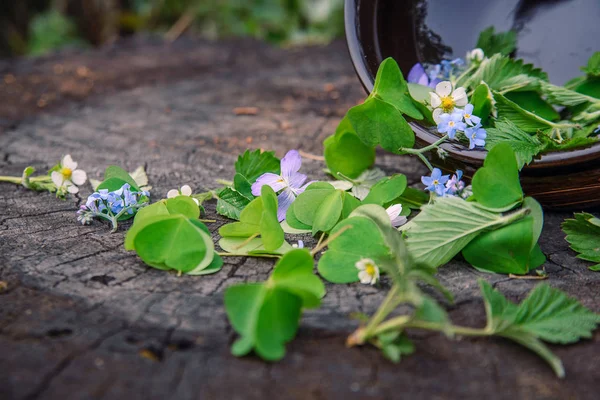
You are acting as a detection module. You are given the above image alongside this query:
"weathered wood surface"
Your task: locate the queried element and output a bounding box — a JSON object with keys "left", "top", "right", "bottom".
{"left": 0, "top": 38, "right": 599, "bottom": 400}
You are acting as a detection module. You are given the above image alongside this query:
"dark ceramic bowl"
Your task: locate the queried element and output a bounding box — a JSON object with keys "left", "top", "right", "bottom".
{"left": 345, "top": 0, "right": 600, "bottom": 209}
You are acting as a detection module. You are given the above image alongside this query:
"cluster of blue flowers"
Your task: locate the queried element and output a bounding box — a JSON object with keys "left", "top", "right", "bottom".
{"left": 437, "top": 104, "right": 487, "bottom": 149}
{"left": 77, "top": 183, "right": 150, "bottom": 226}
{"left": 421, "top": 168, "right": 466, "bottom": 198}
{"left": 407, "top": 59, "right": 466, "bottom": 88}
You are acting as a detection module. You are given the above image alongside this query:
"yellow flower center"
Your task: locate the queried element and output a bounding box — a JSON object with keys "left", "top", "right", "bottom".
{"left": 61, "top": 167, "right": 73, "bottom": 179}
{"left": 448, "top": 121, "right": 455, "bottom": 127}
{"left": 441, "top": 96, "right": 455, "bottom": 112}
{"left": 464, "top": 113, "right": 471, "bottom": 119}
{"left": 365, "top": 263, "right": 376, "bottom": 277}
{"left": 433, "top": 179, "right": 439, "bottom": 185}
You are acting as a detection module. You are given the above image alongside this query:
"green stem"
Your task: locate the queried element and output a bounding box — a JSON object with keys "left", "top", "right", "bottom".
{"left": 370, "top": 317, "right": 491, "bottom": 339}
{"left": 215, "top": 179, "right": 233, "bottom": 186}
{"left": 335, "top": 172, "right": 359, "bottom": 186}
{"left": 454, "top": 64, "right": 477, "bottom": 88}
{"left": 233, "top": 233, "right": 260, "bottom": 250}
{"left": 216, "top": 252, "right": 280, "bottom": 258}
{"left": 0, "top": 176, "right": 22, "bottom": 184}
{"left": 414, "top": 152, "right": 434, "bottom": 172}
{"left": 401, "top": 135, "right": 449, "bottom": 155}
{"left": 360, "top": 286, "right": 403, "bottom": 341}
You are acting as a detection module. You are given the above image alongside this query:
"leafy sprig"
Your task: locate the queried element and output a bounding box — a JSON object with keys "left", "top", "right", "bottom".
{"left": 562, "top": 213, "right": 600, "bottom": 271}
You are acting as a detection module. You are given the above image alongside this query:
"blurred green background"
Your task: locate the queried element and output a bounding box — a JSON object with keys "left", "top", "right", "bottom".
{"left": 0, "top": 0, "right": 345, "bottom": 58}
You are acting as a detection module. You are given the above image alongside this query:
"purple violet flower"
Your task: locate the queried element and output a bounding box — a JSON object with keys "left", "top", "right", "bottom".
{"left": 445, "top": 170, "right": 465, "bottom": 196}
{"left": 251, "top": 150, "right": 312, "bottom": 221}
{"left": 407, "top": 63, "right": 440, "bottom": 88}
{"left": 421, "top": 168, "right": 450, "bottom": 196}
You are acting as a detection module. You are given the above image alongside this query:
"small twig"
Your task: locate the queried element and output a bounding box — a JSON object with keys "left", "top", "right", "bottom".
{"left": 508, "top": 273, "right": 548, "bottom": 280}
{"left": 311, "top": 225, "right": 352, "bottom": 256}
{"left": 165, "top": 7, "right": 196, "bottom": 42}
{"left": 217, "top": 252, "right": 280, "bottom": 259}
{"left": 298, "top": 150, "right": 325, "bottom": 161}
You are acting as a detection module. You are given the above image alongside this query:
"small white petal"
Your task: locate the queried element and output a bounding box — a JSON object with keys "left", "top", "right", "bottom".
{"left": 435, "top": 81, "right": 452, "bottom": 97}
{"left": 66, "top": 183, "right": 79, "bottom": 194}
{"left": 429, "top": 92, "right": 442, "bottom": 108}
{"left": 62, "top": 155, "right": 78, "bottom": 170}
{"left": 386, "top": 204, "right": 403, "bottom": 219}
{"left": 51, "top": 171, "right": 64, "bottom": 187}
{"left": 452, "top": 87, "right": 468, "bottom": 106}
{"left": 432, "top": 108, "right": 444, "bottom": 123}
{"left": 167, "top": 189, "right": 179, "bottom": 198}
{"left": 180, "top": 185, "right": 192, "bottom": 196}
{"left": 71, "top": 169, "right": 87, "bottom": 186}
{"left": 358, "top": 271, "right": 372, "bottom": 284}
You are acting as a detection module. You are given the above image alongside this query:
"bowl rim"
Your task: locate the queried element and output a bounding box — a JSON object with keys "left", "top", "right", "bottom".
{"left": 343, "top": 0, "right": 600, "bottom": 172}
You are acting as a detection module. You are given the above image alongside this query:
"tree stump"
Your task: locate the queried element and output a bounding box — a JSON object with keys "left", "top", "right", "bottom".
{"left": 0, "top": 38, "right": 598, "bottom": 400}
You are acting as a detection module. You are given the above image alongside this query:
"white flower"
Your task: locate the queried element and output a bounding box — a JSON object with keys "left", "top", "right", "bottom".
{"left": 292, "top": 240, "right": 304, "bottom": 249}
{"left": 466, "top": 48, "right": 485, "bottom": 64}
{"left": 429, "top": 81, "right": 468, "bottom": 123}
{"left": 50, "top": 155, "right": 87, "bottom": 194}
{"left": 355, "top": 258, "right": 380, "bottom": 285}
{"left": 385, "top": 204, "right": 407, "bottom": 228}
{"left": 167, "top": 184, "right": 199, "bottom": 205}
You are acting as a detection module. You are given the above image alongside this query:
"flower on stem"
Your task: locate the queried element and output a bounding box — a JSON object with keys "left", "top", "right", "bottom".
{"left": 462, "top": 104, "right": 481, "bottom": 126}
{"left": 355, "top": 258, "right": 380, "bottom": 285}
{"left": 445, "top": 170, "right": 465, "bottom": 196}
{"left": 465, "top": 123, "right": 487, "bottom": 149}
{"left": 466, "top": 48, "right": 485, "bottom": 64}
{"left": 407, "top": 63, "right": 440, "bottom": 88}
{"left": 50, "top": 155, "right": 87, "bottom": 195}
{"left": 421, "top": 168, "right": 450, "bottom": 196}
{"left": 78, "top": 183, "right": 149, "bottom": 231}
{"left": 429, "top": 81, "right": 468, "bottom": 123}
{"left": 385, "top": 204, "right": 407, "bottom": 228}
{"left": 167, "top": 184, "right": 199, "bottom": 205}
{"left": 251, "top": 150, "right": 312, "bottom": 222}
{"left": 437, "top": 111, "right": 466, "bottom": 139}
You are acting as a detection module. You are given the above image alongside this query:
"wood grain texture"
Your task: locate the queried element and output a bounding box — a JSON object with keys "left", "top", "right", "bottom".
{"left": 0, "top": 38, "right": 599, "bottom": 400}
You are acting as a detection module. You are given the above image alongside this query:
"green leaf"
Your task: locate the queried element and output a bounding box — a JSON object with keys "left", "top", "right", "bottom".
{"left": 225, "top": 249, "right": 324, "bottom": 361}
{"left": 271, "top": 249, "right": 326, "bottom": 308}
{"left": 475, "top": 26, "right": 517, "bottom": 57}
{"left": 479, "top": 280, "right": 600, "bottom": 377}
{"left": 234, "top": 149, "right": 280, "bottom": 183}
{"left": 132, "top": 215, "right": 218, "bottom": 274}
{"left": 505, "top": 91, "right": 560, "bottom": 121}
{"left": 471, "top": 143, "right": 523, "bottom": 208}
{"left": 96, "top": 165, "right": 140, "bottom": 192}
{"left": 471, "top": 83, "right": 493, "bottom": 125}
{"left": 494, "top": 91, "right": 558, "bottom": 132}
{"left": 233, "top": 173, "right": 254, "bottom": 199}
{"left": 403, "top": 197, "right": 518, "bottom": 268}
{"left": 582, "top": 51, "right": 600, "bottom": 77}
{"left": 216, "top": 187, "right": 251, "bottom": 220}
{"left": 371, "top": 57, "right": 423, "bottom": 120}
{"left": 311, "top": 190, "right": 343, "bottom": 235}
{"left": 347, "top": 97, "right": 415, "bottom": 154}
{"left": 540, "top": 81, "right": 599, "bottom": 107}
{"left": 287, "top": 183, "right": 358, "bottom": 235}
{"left": 324, "top": 116, "right": 376, "bottom": 179}
{"left": 219, "top": 185, "right": 284, "bottom": 252}
{"left": 362, "top": 174, "right": 408, "bottom": 206}
{"left": 484, "top": 119, "right": 544, "bottom": 169}
{"left": 465, "top": 54, "right": 547, "bottom": 93}
{"left": 124, "top": 197, "right": 199, "bottom": 250}
{"left": 393, "top": 187, "right": 428, "bottom": 211}
{"left": 378, "top": 332, "right": 415, "bottom": 363}
{"left": 462, "top": 198, "right": 545, "bottom": 275}
{"left": 218, "top": 237, "right": 293, "bottom": 256}
{"left": 562, "top": 212, "right": 600, "bottom": 269}
{"left": 318, "top": 213, "right": 393, "bottom": 283}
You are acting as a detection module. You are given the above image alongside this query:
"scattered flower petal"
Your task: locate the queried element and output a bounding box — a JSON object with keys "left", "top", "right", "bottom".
{"left": 385, "top": 204, "right": 408, "bottom": 227}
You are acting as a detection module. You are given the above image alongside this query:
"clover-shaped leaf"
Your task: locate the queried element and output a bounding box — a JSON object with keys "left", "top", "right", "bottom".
{"left": 225, "top": 249, "right": 325, "bottom": 361}
{"left": 286, "top": 182, "right": 360, "bottom": 236}
{"left": 318, "top": 207, "right": 395, "bottom": 283}
{"left": 234, "top": 149, "right": 280, "bottom": 183}
{"left": 97, "top": 165, "right": 141, "bottom": 192}
{"left": 324, "top": 116, "right": 376, "bottom": 179}
{"left": 362, "top": 174, "right": 407, "bottom": 206}
{"left": 347, "top": 97, "right": 415, "bottom": 154}
{"left": 471, "top": 143, "right": 523, "bottom": 209}
{"left": 371, "top": 57, "right": 424, "bottom": 120}
{"left": 219, "top": 185, "right": 284, "bottom": 252}
{"left": 463, "top": 198, "right": 546, "bottom": 274}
